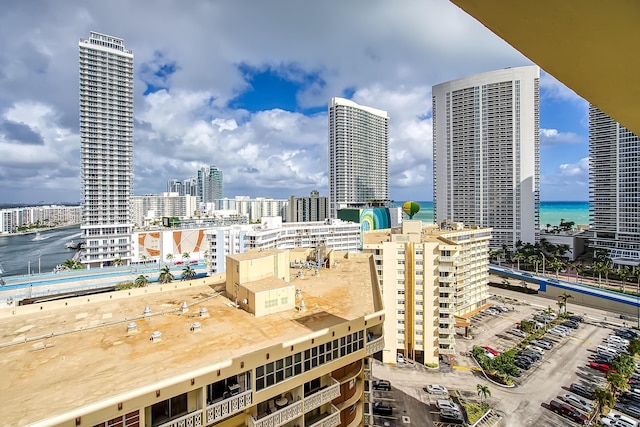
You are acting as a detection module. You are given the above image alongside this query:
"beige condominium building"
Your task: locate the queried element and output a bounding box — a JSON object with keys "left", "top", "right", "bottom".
{"left": 363, "top": 220, "right": 491, "bottom": 366}
{"left": 0, "top": 248, "right": 384, "bottom": 427}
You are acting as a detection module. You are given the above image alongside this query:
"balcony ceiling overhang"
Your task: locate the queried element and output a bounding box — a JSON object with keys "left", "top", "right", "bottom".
{"left": 450, "top": 0, "right": 640, "bottom": 135}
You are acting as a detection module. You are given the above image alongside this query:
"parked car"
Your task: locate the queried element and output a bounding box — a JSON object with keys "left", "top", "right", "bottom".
{"left": 548, "top": 328, "right": 567, "bottom": 337}
{"left": 549, "top": 399, "right": 588, "bottom": 425}
{"left": 570, "top": 383, "right": 595, "bottom": 400}
{"left": 538, "top": 337, "right": 555, "bottom": 347}
{"left": 617, "top": 404, "right": 640, "bottom": 420}
{"left": 515, "top": 359, "right": 532, "bottom": 370}
{"left": 526, "top": 345, "right": 545, "bottom": 355}
{"left": 510, "top": 328, "right": 527, "bottom": 338}
{"left": 594, "top": 355, "right": 615, "bottom": 364}
{"left": 608, "top": 335, "right": 630, "bottom": 346}
{"left": 589, "top": 362, "right": 612, "bottom": 373}
{"left": 373, "top": 402, "right": 393, "bottom": 416}
{"left": 440, "top": 409, "right": 464, "bottom": 424}
{"left": 396, "top": 354, "right": 405, "bottom": 364}
{"left": 518, "top": 350, "right": 541, "bottom": 362}
{"left": 601, "top": 412, "right": 638, "bottom": 427}
{"left": 562, "top": 320, "right": 580, "bottom": 329}
{"left": 436, "top": 399, "right": 461, "bottom": 412}
{"left": 530, "top": 339, "right": 552, "bottom": 350}
{"left": 482, "top": 346, "right": 500, "bottom": 356}
{"left": 424, "top": 384, "right": 448, "bottom": 395}
{"left": 559, "top": 393, "right": 593, "bottom": 413}
{"left": 569, "top": 315, "right": 585, "bottom": 323}
{"left": 373, "top": 380, "right": 391, "bottom": 391}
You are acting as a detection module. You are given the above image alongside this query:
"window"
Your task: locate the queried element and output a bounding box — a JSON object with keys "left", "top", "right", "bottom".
{"left": 151, "top": 393, "right": 188, "bottom": 426}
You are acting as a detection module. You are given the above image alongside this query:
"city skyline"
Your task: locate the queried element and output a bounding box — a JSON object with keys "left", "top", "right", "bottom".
{"left": 0, "top": 1, "right": 588, "bottom": 204}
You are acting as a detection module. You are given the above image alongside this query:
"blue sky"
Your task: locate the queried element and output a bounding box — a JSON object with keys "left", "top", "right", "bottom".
{"left": 0, "top": 0, "right": 591, "bottom": 204}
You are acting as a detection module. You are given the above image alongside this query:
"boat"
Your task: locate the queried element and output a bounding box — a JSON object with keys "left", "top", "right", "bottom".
{"left": 65, "top": 240, "right": 82, "bottom": 250}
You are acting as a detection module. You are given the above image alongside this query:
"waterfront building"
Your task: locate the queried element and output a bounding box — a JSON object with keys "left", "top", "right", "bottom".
{"left": 130, "top": 192, "right": 198, "bottom": 227}
{"left": 589, "top": 106, "right": 640, "bottom": 266}
{"left": 328, "top": 97, "right": 389, "bottom": 218}
{"left": 213, "top": 197, "right": 288, "bottom": 222}
{"left": 362, "top": 220, "right": 491, "bottom": 366}
{"left": 79, "top": 32, "right": 134, "bottom": 268}
{"left": 287, "top": 190, "right": 330, "bottom": 222}
{"left": 432, "top": 66, "right": 540, "bottom": 249}
{"left": 197, "top": 165, "right": 224, "bottom": 204}
{"left": 0, "top": 205, "right": 81, "bottom": 234}
{"left": 1, "top": 248, "right": 384, "bottom": 427}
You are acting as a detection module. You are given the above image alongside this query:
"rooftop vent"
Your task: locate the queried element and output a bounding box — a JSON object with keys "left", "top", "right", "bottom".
{"left": 299, "top": 300, "right": 306, "bottom": 312}
{"left": 142, "top": 306, "right": 151, "bottom": 316}
{"left": 199, "top": 307, "right": 209, "bottom": 318}
{"left": 150, "top": 331, "right": 162, "bottom": 342}
{"left": 180, "top": 301, "right": 189, "bottom": 313}
{"left": 190, "top": 322, "right": 202, "bottom": 332}
{"left": 126, "top": 322, "right": 138, "bottom": 334}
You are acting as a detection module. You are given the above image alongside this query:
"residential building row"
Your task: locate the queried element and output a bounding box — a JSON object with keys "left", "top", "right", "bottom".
{"left": 0, "top": 205, "right": 82, "bottom": 234}
{"left": 1, "top": 247, "right": 385, "bottom": 427}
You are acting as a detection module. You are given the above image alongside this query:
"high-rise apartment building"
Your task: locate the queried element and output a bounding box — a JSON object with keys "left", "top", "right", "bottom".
{"left": 328, "top": 97, "right": 389, "bottom": 218}
{"left": 287, "top": 190, "right": 330, "bottom": 222}
{"left": 197, "top": 165, "right": 223, "bottom": 204}
{"left": 79, "top": 32, "right": 134, "bottom": 268}
{"left": 363, "top": 221, "right": 491, "bottom": 366}
{"left": 432, "top": 66, "right": 540, "bottom": 248}
{"left": 589, "top": 106, "right": 640, "bottom": 266}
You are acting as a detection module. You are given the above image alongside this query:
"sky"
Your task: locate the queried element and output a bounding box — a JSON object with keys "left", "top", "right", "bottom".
{"left": 0, "top": 0, "right": 590, "bottom": 205}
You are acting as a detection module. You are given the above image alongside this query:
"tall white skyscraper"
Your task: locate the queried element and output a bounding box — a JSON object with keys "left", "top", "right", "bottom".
{"left": 79, "top": 32, "right": 134, "bottom": 268}
{"left": 589, "top": 105, "right": 640, "bottom": 266}
{"left": 328, "top": 97, "right": 389, "bottom": 218}
{"left": 432, "top": 66, "right": 540, "bottom": 248}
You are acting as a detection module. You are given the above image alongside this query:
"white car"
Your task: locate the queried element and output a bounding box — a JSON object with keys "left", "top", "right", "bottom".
{"left": 436, "top": 399, "right": 461, "bottom": 412}
{"left": 526, "top": 345, "right": 545, "bottom": 355}
{"left": 510, "top": 328, "right": 527, "bottom": 338}
{"left": 397, "top": 354, "right": 405, "bottom": 364}
{"left": 559, "top": 393, "right": 592, "bottom": 413}
{"left": 425, "top": 384, "right": 449, "bottom": 395}
{"left": 609, "top": 335, "right": 630, "bottom": 346}
{"left": 548, "top": 328, "right": 567, "bottom": 337}
{"left": 602, "top": 413, "right": 638, "bottom": 427}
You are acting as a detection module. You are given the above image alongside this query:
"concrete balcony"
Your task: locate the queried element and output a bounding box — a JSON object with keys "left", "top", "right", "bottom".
{"left": 439, "top": 297, "right": 456, "bottom": 303}
{"left": 304, "top": 378, "right": 341, "bottom": 412}
{"left": 439, "top": 347, "right": 456, "bottom": 355}
{"left": 439, "top": 306, "right": 455, "bottom": 314}
{"left": 438, "top": 338, "right": 455, "bottom": 345}
{"left": 439, "top": 286, "right": 456, "bottom": 293}
{"left": 206, "top": 389, "right": 252, "bottom": 424}
{"left": 438, "top": 327, "right": 454, "bottom": 335}
{"left": 366, "top": 335, "right": 384, "bottom": 356}
{"left": 307, "top": 404, "right": 341, "bottom": 427}
{"left": 156, "top": 409, "right": 203, "bottom": 427}
{"left": 438, "top": 317, "right": 456, "bottom": 324}
{"left": 249, "top": 398, "right": 303, "bottom": 427}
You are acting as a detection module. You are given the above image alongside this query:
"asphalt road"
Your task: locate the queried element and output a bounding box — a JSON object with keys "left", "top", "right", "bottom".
{"left": 372, "top": 286, "right": 633, "bottom": 426}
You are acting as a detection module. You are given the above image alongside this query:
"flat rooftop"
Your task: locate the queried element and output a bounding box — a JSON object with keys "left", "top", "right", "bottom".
{"left": 0, "top": 252, "right": 379, "bottom": 426}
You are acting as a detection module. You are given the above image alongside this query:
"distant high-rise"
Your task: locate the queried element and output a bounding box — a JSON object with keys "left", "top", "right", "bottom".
{"left": 589, "top": 106, "right": 640, "bottom": 265}
{"left": 432, "top": 66, "right": 540, "bottom": 248}
{"left": 197, "top": 166, "right": 223, "bottom": 204}
{"left": 328, "top": 97, "right": 389, "bottom": 218}
{"left": 167, "top": 178, "right": 183, "bottom": 195}
{"left": 287, "top": 190, "right": 329, "bottom": 222}
{"left": 79, "top": 32, "right": 134, "bottom": 267}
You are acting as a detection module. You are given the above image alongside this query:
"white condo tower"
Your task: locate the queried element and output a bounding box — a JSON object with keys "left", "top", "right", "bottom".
{"left": 432, "top": 66, "right": 540, "bottom": 248}
{"left": 79, "top": 32, "right": 134, "bottom": 268}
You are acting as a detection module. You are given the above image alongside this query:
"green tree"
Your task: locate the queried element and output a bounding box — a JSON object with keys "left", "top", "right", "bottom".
{"left": 182, "top": 265, "right": 196, "bottom": 281}
{"left": 593, "top": 387, "right": 615, "bottom": 416}
{"left": 527, "top": 255, "right": 541, "bottom": 274}
{"left": 182, "top": 252, "right": 190, "bottom": 263}
{"left": 611, "top": 353, "right": 636, "bottom": 378}
{"left": 489, "top": 249, "right": 504, "bottom": 266}
{"left": 513, "top": 251, "right": 525, "bottom": 271}
{"left": 618, "top": 266, "right": 632, "bottom": 293}
{"left": 592, "top": 261, "right": 606, "bottom": 287}
{"left": 606, "top": 371, "right": 629, "bottom": 396}
{"left": 159, "top": 265, "right": 174, "bottom": 284}
{"left": 477, "top": 384, "right": 491, "bottom": 403}
{"left": 165, "top": 253, "right": 174, "bottom": 264}
{"left": 134, "top": 275, "right": 149, "bottom": 287}
{"left": 548, "top": 257, "right": 565, "bottom": 279}
{"left": 112, "top": 257, "right": 123, "bottom": 267}
{"left": 628, "top": 339, "right": 640, "bottom": 357}
{"left": 556, "top": 300, "right": 565, "bottom": 317}
{"left": 559, "top": 292, "right": 573, "bottom": 314}
{"left": 61, "top": 259, "right": 77, "bottom": 270}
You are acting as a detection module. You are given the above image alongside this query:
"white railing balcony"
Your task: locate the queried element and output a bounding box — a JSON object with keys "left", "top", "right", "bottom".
{"left": 438, "top": 276, "right": 456, "bottom": 283}
{"left": 439, "top": 347, "right": 456, "bottom": 355}
{"left": 307, "top": 404, "right": 341, "bottom": 427}
{"left": 438, "top": 327, "right": 454, "bottom": 335}
{"left": 438, "top": 338, "right": 455, "bottom": 345}
{"left": 156, "top": 409, "right": 203, "bottom": 427}
{"left": 439, "top": 317, "right": 456, "bottom": 324}
{"left": 304, "top": 378, "right": 341, "bottom": 412}
{"left": 206, "top": 389, "right": 252, "bottom": 424}
{"left": 439, "top": 297, "right": 455, "bottom": 303}
{"left": 366, "top": 335, "right": 385, "bottom": 355}
{"left": 249, "top": 398, "right": 303, "bottom": 427}
{"left": 439, "top": 286, "right": 456, "bottom": 293}
{"left": 439, "top": 307, "right": 455, "bottom": 314}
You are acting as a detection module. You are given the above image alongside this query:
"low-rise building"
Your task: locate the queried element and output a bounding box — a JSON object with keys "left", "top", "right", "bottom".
{"left": 0, "top": 248, "right": 384, "bottom": 427}
{"left": 363, "top": 220, "right": 491, "bottom": 366}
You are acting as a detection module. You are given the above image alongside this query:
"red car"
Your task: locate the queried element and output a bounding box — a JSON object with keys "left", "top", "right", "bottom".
{"left": 175, "top": 261, "right": 184, "bottom": 265}
{"left": 588, "top": 362, "right": 611, "bottom": 373}
{"left": 482, "top": 346, "right": 499, "bottom": 356}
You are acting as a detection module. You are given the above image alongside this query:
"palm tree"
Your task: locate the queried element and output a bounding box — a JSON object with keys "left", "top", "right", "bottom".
{"left": 61, "top": 258, "right": 77, "bottom": 270}
{"left": 513, "top": 251, "right": 525, "bottom": 271}
{"left": 489, "top": 249, "right": 503, "bottom": 266}
{"left": 612, "top": 353, "right": 636, "bottom": 378}
{"left": 477, "top": 384, "right": 491, "bottom": 403}
{"left": 593, "top": 387, "right": 615, "bottom": 417}
{"left": 527, "top": 255, "right": 541, "bottom": 274}
{"left": 606, "top": 371, "right": 629, "bottom": 396}
{"left": 112, "top": 257, "right": 123, "bottom": 267}
{"left": 548, "top": 257, "right": 564, "bottom": 279}
{"left": 618, "top": 266, "right": 632, "bottom": 293}
{"left": 556, "top": 300, "right": 565, "bottom": 317}
{"left": 159, "top": 265, "right": 174, "bottom": 284}
{"left": 182, "top": 252, "right": 190, "bottom": 264}
{"left": 182, "top": 265, "right": 196, "bottom": 281}
{"left": 134, "top": 275, "right": 149, "bottom": 287}
{"left": 628, "top": 339, "right": 640, "bottom": 357}
{"left": 165, "top": 253, "right": 174, "bottom": 265}
{"left": 592, "top": 261, "right": 606, "bottom": 287}
{"left": 559, "top": 292, "right": 573, "bottom": 314}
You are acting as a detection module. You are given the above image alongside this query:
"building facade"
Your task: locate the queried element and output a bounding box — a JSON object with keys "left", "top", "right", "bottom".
{"left": 363, "top": 221, "right": 491, "bottom": 366}
{"left": 131, "top": 193, "right": 198, "bottom": 227}
{"left": 589, "top": 106, "right": 640, "bottom": 266}
{"left": 432, "top": 66, "right": 540, "bottom": 249}
{"left": 0, "top": 205, "right": 81, "bottom": 234}
{"left": 1, "top": 248, "right": 385, "bottom": 427}
{"left": 197, "top": 166, "right": 224, "bottom": 204}
{"left": 328, "top": 98, "right": 389, "bottom": 218}
{"left": 287, "top": 191, "right": 330, "bottom": 222}
{"left": 213, "top": 197, "right": 288, "bottom": 222}
{"left": 79, "top": 32, "right": 134, "bottom": 267}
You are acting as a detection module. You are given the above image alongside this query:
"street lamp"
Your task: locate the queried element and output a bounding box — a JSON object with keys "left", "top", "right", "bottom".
{"left": 540, "top": 253, "right": 547, "bottom": 277}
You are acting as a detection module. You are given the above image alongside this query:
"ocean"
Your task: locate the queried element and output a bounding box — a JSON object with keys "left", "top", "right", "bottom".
{"left": 0, "top": 202, "right": 590, "bottom": 277}
{"left": 398, "top": 201, "right": 590, "bottom": 227}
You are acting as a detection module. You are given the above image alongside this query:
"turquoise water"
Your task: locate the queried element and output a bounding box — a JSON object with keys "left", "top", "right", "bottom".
{"left": 398, "top": 201, "right": 590, "bottom": 226}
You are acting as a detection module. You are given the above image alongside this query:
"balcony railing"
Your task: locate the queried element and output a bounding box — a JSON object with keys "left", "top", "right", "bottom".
{"left": 438, "top": 317, "right": 456, "bottom": 324}
{"left": 304, "top": 378, "right": 341, "bottom": 412}
{"left": 206, "top": 389, "right": 252, "bottom": 424}
{"left": 366, "top": 335, "right": 384, "bottom": 355}
{"left": 156, "top": 409, "right": 203, "bottom": 427}
{"left": 438, "top": 327, "right": 454, "bottom": 335}
{"left": 439, "top": 347, "right": 456, "bottom": 355}
{"left": 438, "top": 338, "right": 455, "bottom": 345}
{"left": 307, "top": 404, "right": 341, "bottom": 427}
{"left": 249, "top": 398, "right": 303, "bottom": 427}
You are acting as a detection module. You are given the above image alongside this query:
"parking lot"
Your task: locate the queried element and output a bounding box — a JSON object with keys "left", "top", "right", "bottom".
{"left": 370, "top": 287, "right": 636, "bottom": 426}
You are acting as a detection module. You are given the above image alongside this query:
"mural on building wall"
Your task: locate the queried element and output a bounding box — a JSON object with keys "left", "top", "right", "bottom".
{"left": 138, "top": 232, "right": 161, "bottom": 258}
{"left": 360, "top": 208, "right": 392, "bottom": 231}
{"left": 172, "top": 229, "right": 206, "bottom": 256}
{"left": 137, "top": 229, "right": 206, "bottom": 260}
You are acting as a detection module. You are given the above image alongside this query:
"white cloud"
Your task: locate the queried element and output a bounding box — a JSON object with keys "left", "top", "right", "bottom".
{"left": 540, "top": 128, "right": 584, "bottom": 146}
